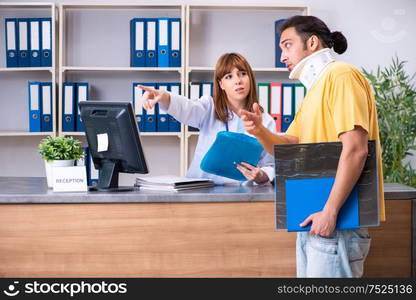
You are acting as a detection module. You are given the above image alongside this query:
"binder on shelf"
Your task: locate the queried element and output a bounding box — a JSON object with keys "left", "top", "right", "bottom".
{"left": 293, "top": 83, "right": 306, "bottom": 114}
{"left": 275, "top": 19, "right": 287, "bottom": 68}
{"left": 145, "top": 19, "right": 158, "bottom": 67}
{"left": 143, "top": 83, "right": 157, "bottom": 132}
{"left": 40, "top": 18, "right": 52, "bottom": 67}
{"left": 132, "top": 83, "right": 145, "bottom": 131}
{"left": 257, "top": 83, "right": 270, "bottom": 113}
{"left": 75, "top": 82, "right": 89, "bottom": 132}
{"left": 41, "top": 82, "right": 53, "bottom": 132}
{"left": 28, "top": 82, "right": 41, "bottom": 132}
{"left": 286, "top": 177, "right": 359, "bottom": 232}
{"left": 5, "top": 18, "right": 18, "bottom": 67}
{"left": 156, "top": 83, "right": 170, "bottom": 132}
{"left": 270, "top": 82, "right": 282, "bottom": 132}
{"left": 18, "top": 19, "right": 30, "bottom": 67}
{"left": 29, "top": 19, "right": 41, "bottom": 67}
{"left": 200, "top": 82, "right": 213, "bottom": 97}
{"left": 188, "top": 82, "right": 201, "bottom": 132}
{"left": 168, "top": 82, "right": 181, "bottom": 132}
{"left": 130, "top": 18, "right": 146, "bottom": 67}
{"left": 169, "top": 18, "right": 181, "bottom": 67}
{"left": 89, "top": 149, "right": 99, "bottom": 187}
{"left": 282, "top": 83, "right": 293, "bottom": 132}
{"left": 62, "top": 82, "right": 75, "bottom": 132}
{"left": 157, "top": 18, "right": 170, "bottom": 68}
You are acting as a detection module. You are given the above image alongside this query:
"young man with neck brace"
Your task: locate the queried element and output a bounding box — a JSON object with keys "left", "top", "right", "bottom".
{"left": 240, "top": 16, "right": 385, "bottom": 277}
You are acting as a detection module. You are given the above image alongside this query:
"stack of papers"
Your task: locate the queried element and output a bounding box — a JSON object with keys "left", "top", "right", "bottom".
{"left": 135, "top": 176, "right": 215, "bottom": 191}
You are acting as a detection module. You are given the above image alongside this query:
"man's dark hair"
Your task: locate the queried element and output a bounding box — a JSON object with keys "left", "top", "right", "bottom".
{"left": 281, "top": 15, "right": 347, "bottom": 54}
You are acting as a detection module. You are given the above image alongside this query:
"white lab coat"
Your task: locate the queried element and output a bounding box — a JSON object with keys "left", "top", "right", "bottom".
{"left": 164, "top": 93, "right": 277, "bottom": 185}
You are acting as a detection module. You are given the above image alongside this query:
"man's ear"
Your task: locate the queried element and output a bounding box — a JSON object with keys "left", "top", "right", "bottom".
{"left": 307, "top": 35, "right": 320, "bottom": 51}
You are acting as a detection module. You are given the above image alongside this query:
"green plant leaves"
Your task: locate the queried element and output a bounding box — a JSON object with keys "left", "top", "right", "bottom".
{"left": 39, "top": 136, "right": 84, "bottom": 162}
{"left": 363, "top": 55, "right": 416, "bottom": 187}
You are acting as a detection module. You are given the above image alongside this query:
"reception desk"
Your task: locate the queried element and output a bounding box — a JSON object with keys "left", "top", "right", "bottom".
{"left": 0, "top": 177, "right": 414, "bottom": 277}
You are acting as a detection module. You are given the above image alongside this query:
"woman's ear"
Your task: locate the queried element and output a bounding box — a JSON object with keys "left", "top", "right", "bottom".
{"left": 219, "top": 80, "right": 225, "bottom": 90}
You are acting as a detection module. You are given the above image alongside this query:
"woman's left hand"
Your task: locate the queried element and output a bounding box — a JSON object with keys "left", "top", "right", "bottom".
{"left": 236, "top": 162, "right": 269, "bottom": 184}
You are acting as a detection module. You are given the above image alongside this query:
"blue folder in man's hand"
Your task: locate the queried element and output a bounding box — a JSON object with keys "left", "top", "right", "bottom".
{"left": 200, "top": 131, "right": 263, "bottom": 181}
{"left": 286, "top": 177, "right": 359, "bottom": 232}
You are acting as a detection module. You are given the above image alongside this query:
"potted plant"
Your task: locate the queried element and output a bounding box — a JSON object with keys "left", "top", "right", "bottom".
{"left": 39, "top": 136, "right": 85, "bottom": 188}
{"left": 363, "top": 56, "right": 416, "bottom": 187}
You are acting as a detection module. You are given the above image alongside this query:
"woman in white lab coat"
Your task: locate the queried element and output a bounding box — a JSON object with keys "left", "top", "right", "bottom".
{"left": 140, "top": 52, "right": 277, "bottom": 185}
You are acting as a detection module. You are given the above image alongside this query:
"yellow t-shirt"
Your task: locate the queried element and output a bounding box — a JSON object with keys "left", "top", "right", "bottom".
{"left": 286, "top": 61, "right": 385, "bottom": 221}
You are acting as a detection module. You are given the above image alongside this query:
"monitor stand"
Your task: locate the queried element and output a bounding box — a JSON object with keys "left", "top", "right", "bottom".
{"left": 88, "top": 160, "right": 134, "bottom": 192}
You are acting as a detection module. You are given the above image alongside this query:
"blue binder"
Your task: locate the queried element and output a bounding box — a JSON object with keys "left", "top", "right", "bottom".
{"left": 40, "top": 18, "right": 52, "bottom": 67}
{"left": 29, "top": 19, "right": 41, "bottom": 67}
{"left": 89, "top": 149, "right": 99, "bottom": 187}
{"left": 40, "top": 82, "right": 53, "bottom": 132}
{"left": 285, "top": 177, "right": 359, "bottom": 232}
{"left": 145, "top": 19, "right": 158, "bottom": 67}
{"left": 200, "top": 131, "right": 263, "bottom": 181}
{"left": 62, "top": 82, "right": 75, "bottom": 132}
{"left": 275, "top": 19, "right": 287, "bottom": 68}
{"left": 200, "top": 82, "right": 213, "bottom": 97}
{"left": 5, "top": 18, "right": 18, "bottom": 67}
{"left": 157, "top": 18, "right": 170, "bottom": 68}
{"left": 17, "top": 19, "right": 30, "bottom": 67}
{"left": 168, "top": 82, "right": 181, "bottom": 132}
{"left": 130, "top": 18, "right": 146, "bottom": 67}
{"left": 28, "top": 82, "right": 41, "bottom": 132}
{"left": 156, "top": 83, "right": 170, "bottom": 132}
{"left": 141, "top": 83, "right": 157, "bottom": 132}
{"left": 281, "top": 83, "right": 294, "bottom": 132}
{"left": 132, "top": 83, "right": 146, "bottom": 131}
{"left": 75, "top": 82, "right": 89, "bottom": 132}
{"left": 168, "top": 18, "right": 181, "bottom": 67}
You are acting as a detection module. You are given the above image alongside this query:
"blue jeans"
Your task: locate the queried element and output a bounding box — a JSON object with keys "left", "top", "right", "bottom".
{"left": 296, "top": 228, "right": 371, "bottom": 277}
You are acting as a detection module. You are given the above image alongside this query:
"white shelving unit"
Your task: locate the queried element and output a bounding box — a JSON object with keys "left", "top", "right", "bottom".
{"left": 0, "top": 2, "right": 57, "bottom": 137}
{"left": 184, "top": 4, "right": 308, "bottom": 169}
{"left": 59, "top": 3, "right": 186, "bottom": 177}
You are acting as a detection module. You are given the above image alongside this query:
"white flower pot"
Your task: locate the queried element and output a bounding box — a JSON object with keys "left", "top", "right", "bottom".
{"left": 44, "top": 159, "right": 75, "bottom": 188}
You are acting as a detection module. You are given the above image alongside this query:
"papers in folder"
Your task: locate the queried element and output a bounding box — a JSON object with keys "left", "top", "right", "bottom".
{"left": 135, "top": 176, "right": 214, "bottom": 191}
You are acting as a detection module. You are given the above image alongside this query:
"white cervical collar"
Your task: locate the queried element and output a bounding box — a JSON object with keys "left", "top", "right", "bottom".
{"left": 289, "top": 48, "right": 335, "bottom": 89}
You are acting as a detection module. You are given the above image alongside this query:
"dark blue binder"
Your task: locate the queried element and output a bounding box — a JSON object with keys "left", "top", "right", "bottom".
{"left": 200, "top": 131, "right": 263, "bottom": 181}
{"left": 130, "top": 18, "right": 146, "bottom": 67}
{"left": 142, "top": 83, "right": 157, "bottom": 132}
{"left": 168, "top": 82, "right": 181, "bottom": 132}
{"left": 286, "top": 177, "right": 359, "bottom": 232}
{"left": 157, "top": 18, "right": 170, "bottom": 68}
{"left": 275, "top": 19, "right": 287, "bottom": 68}
{"left": 5, "top": 18, "right": 18, "bottom": 67}
{"left": 155, "top": 83, "right": 170, "bottom": 132}
{"left": 29, "top": 19, "right": 41, "bottom": 67}
{"left": 40, "top": 18, "right": 52, "bottom": 67}
{"left": 168, "top": 18, "right": 181, "bottom": 67}
{"left": 40, "top": 82, "right": 53, "bottom": 132}
{"left": 145, "top": 19, "right": 158, "bottom": 67}
{"left": 75, "top": 82, "right": 89, "bottom": 132}
{"left": 17, "top": 19, "right": 30, "bottom": 67}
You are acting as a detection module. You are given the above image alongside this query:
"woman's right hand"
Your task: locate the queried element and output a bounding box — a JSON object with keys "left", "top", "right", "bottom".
{"left": 139, "top": 85, "right": 171, "bottom": 110}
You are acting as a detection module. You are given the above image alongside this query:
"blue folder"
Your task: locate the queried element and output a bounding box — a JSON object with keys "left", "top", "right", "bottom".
{"left": 157, "top": 18, "right": 170, "bottom": 67}
{"left": 275, "top": 19, "right": 287, "bottom": 68}
{"left": 40, "top": 82, "right": 53, "bottom": 132}
{"left": 156, "top": 83, "right": 170, "bottom": 132}
{"left": 130, "top": 18, "right": 146, "bottom": 67}
{"left": 75, "top": 82, "right": 89, "bottom": 132}
{"left": 200, "top": 131, "right": 263, "bottom": 181}
{"left": 281, "top": 83, "right": 294, "bottom": 132}
{"left": 17, "top": 18, "right": 30, "bottom": 67}
{"left": 28, "top": 82, "right": 41, "bottom": 132}
{"left": 62, "top": 82, "right": 75, "bottom": 132}
{"left": 145, "top": 19, "right": 158, "bottom": 67}
{"left": 5, "top": 18, "right": 18, "bottom": 67}
{"left": 285, "top": 177, "right": 359, "bottom": 232}
{"left": 40, "top": 18, "right": 52, "bottom": 67}
{"left": 29, "top": 18, "right": 41, "bottom": 67}
{"left": 168, "top": 82, "right": 181, "bottom": 132}
{"left": 168, "top": 18, "right": 181, "bottom": 67}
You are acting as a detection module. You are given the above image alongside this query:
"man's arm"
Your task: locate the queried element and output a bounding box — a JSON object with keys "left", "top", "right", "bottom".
{"left": 300, "top": 126, "right": 369, "bottom": 236}
{"left": 240, "top": 103, "right": 298, "bottom": 154}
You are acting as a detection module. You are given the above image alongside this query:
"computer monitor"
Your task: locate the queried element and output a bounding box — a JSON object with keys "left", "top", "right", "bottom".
{"left": 79, "top": 101, "right": 149, "bottom": 191}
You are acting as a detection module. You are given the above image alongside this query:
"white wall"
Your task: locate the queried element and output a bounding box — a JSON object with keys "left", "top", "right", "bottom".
{"left": 0, "top": 0, "right": 414, "bottom": 183}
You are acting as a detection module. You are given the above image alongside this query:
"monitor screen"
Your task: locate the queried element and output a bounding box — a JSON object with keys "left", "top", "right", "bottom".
{"left": 79, "top": 101, "right": 148, "bottom": 191}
